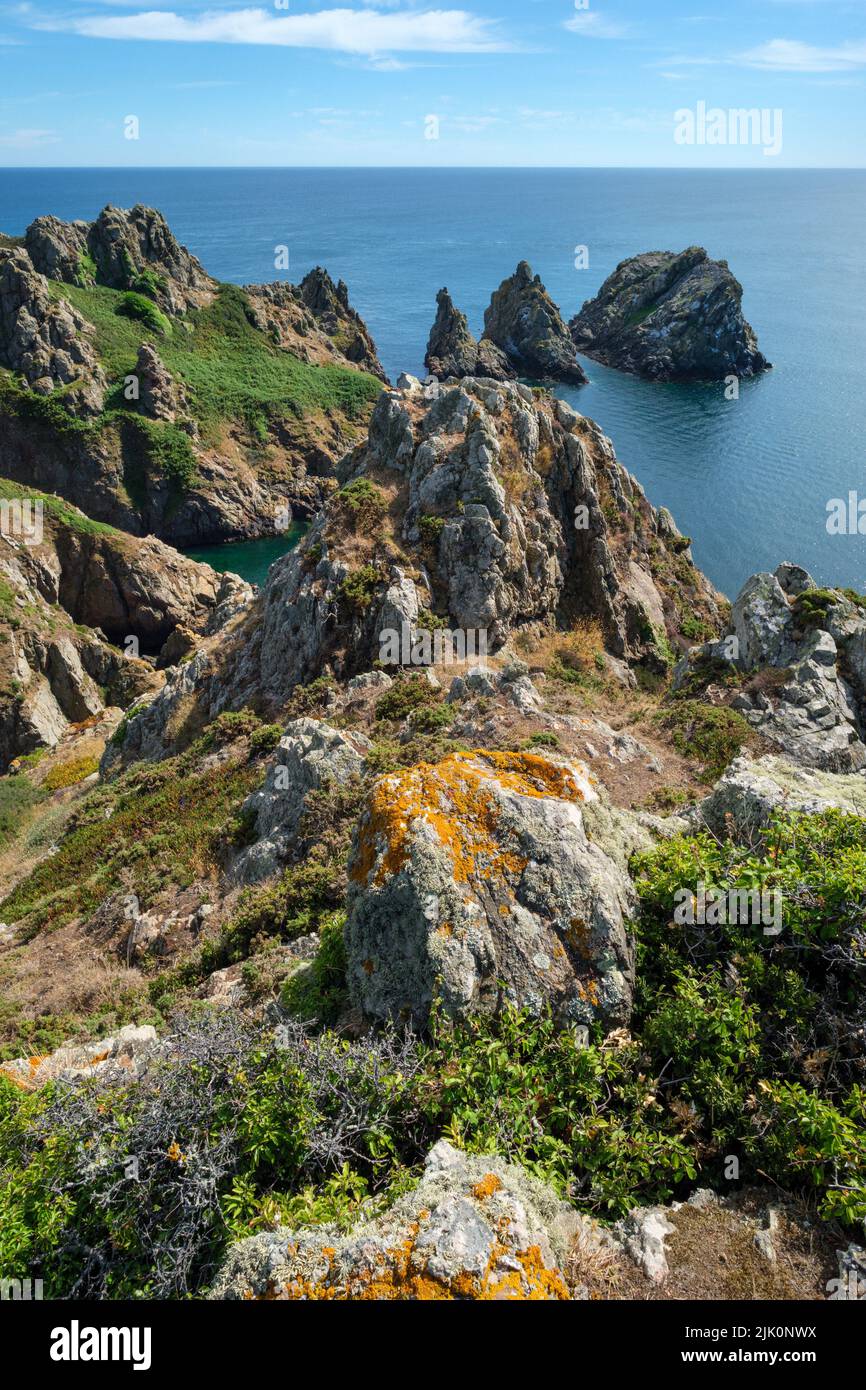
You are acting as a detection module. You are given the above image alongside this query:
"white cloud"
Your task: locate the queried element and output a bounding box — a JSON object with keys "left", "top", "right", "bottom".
{"left": 739, "top": 38, "right": 866, "bottom": 69}
{"left": 43, "top": 6, "right": 515, "bottom": 54}
{"left": 563, "top": 11, "right": 628, "bottom": 38}
{"left": 0, "top": 127, "right": 59, "bottom": 146}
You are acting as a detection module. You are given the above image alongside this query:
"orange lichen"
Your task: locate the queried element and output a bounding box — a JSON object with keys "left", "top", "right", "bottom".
{"left": 472, "top": 1173, "right": 504, "bottom": 1201}
{"left": 351, "top": 750, "right": 584, "bottom": 889}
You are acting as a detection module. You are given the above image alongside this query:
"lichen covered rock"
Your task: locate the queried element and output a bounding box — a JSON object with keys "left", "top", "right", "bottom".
{"left": 211, "top": 1139, "right": 586, "bottom": 1300}
{"left": 344, "top": 749, "right": 635, "bottom": 1030}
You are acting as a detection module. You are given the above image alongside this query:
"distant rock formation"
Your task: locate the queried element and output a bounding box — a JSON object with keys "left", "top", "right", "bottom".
{"left": 570, "top": 247, "right": 770, "bottom": 381}
{"left": 482, "top": 261, "right": 588, "bottom": 385}
{"left": 424, "top": 287, "right": 514, "bottom": 381}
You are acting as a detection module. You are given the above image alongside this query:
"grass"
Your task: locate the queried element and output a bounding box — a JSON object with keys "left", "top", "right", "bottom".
{"left": 0, "top": 778, "right": 46, "bottom": 852}
{"left": 0, "top": 475, "right": 120, "bottom": 539}
{"left": 54, "top": 280, "right": 383, "bottom": 442}
{"left": 0, "top": 736, "right": 262, "bottom": 936}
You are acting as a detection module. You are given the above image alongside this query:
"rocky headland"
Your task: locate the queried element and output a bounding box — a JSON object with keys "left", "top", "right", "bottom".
{"left": 0, "top": 205, "right": 385, "bottom": 546}
{"left": 0, "top": 223, "right": 861, "bottom": 1305}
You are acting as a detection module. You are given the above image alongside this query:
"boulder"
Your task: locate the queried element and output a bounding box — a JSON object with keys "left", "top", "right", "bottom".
{"left": 482, "top": 261, "right": 588, "bottom": 384}
{"left": 233, "top": 719, "right": 370, "bottom": 883}
{"left": 344, "top": 750, "right": 635, "bottom": 1030}
{"left": 570, "top": 247, "right": 770, "bottom": 381}
{"left": 699, "top": 752, "right": 866, "bottom": 842}
{"left": 134, "top": 343, "right": 196, "bottom": 434}
{"left": 210, "top": 1139, "right": 591, "bottom": 1300}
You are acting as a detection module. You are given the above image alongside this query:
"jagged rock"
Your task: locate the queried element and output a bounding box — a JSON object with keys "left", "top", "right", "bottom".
{"left": 134, "top": 343, "right": 196, "bottom": 434}
{"left": 24, "top": 215, "right": 91, "bottom": 285}
{"left": 676, "top": 566, "right": 866, "bottom": 773}
{"left": 699, "top": 753, "right": 866, "bottom": 842}
{"left": 245, "top": 268, "right": 386, "bottom": 380}
{"left": 0, "top": 1024, "right": 157, "bottom": 1091}
{"left": 344, "top": 750, "right": 635, "bottom": 1030}
{"left": 570, "top": 247, "right": 770, "bottom": 381}
{"left": 112, "top": 377, "right": 722, "bottom": 763}
{"left": 211, "top": 1139, "right": 593, "bottom": 1300}
{"left": 482, "top": 261, "right": 588, "bottom": 384}
{"left": 424, "top": 287, "right": 514, "bottom": 381}
{"left": 233, "top": 719, "right": 370, "bottom": 883}
{"left": 85, "top": 204, "right": 214, "bottom": 314}
{"left": 1, "top": 500, "right": 249, "bottom": 768}
{"left": 829, "top": 1244, "right": 866, "bottom": 1300}
{"left": 0, "top": 246, "right": 106, "bottom": 415}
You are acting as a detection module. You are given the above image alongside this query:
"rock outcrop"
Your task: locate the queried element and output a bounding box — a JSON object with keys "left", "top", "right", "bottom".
{"left": 424, "top": 287, "right": 514, "bottom": 381}
{"left": 245, "top": 267, "right": 386, "bottom": 380}
{"left": 211, "top": 1139, "right": 588, "bottom": 1300}
{"left": 344, "top": 749, "right": 635, "bottom": 1030}
{"left": 232, "top": 718, "right": 370, "bottom": 883}
{"left": 483, "top": 261, "right": 588, "bottom": 384}
{"left": 674, "top": 563, "right": 866, "bottom": 772}
{"left": 699, "top": 752, "right": 866, "bottom": 842}
{"left": 570, "top": 247, "right": 769, "bottom": 381}
{"left": 134, "top": 343, "right": 196, "bottom": 433}
{"left": 0, "top": 245, "right": 106, "bottom": 415}
{"left": 110, "top": 376, "right": 722, "bottom": 763}
{"left": 0, "top": 1023, "right": 157, "bottom": 1090}
{"left": 0, "top": 487, "right": 250, "bottom": 768}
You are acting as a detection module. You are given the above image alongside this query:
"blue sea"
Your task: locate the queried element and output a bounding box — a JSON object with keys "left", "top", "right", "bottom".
{"left": 2, "top": 167, "right": 865, "bottom": 601}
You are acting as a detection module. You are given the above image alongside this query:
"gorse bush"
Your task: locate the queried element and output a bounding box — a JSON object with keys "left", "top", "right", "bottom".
{"left": 0, "top": 1014, "right": 427, "bottom": 1298}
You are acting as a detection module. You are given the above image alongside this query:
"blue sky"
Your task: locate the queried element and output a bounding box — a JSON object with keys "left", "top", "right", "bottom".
{"left": 1, "top": 0, "right": 864, "bottom": 165}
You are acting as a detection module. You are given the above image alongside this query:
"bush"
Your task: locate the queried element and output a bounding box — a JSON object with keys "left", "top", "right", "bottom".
{"left": 653, "top": 700, "right": 758, "bottom": 781}
{"left": 0, "top": 1014, "right": 427, "bottom": 1297}
{"left": 374, "top": 673, "right": 440, "bottom": 723}
{"left": 42, "top": 755, "right": 100, "bottom": 792}
{"left": 339, "top": 479, "right": 387, "bottom": 528}
{"left": 116, "top": 291, "right": 171, "bottom": 337}
{"left": 337, "top": 564, "right": 380, "bottom": 612}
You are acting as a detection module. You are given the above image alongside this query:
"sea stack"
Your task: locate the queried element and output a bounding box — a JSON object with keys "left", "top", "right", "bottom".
{"left": 482, "top": 261, "right": 589, "bottom": 385}
{"left": 424, "top": 288, "right": 514, "bottom": 381}
{"left": 569, "top": 247, "right": 770, "bottom": 381}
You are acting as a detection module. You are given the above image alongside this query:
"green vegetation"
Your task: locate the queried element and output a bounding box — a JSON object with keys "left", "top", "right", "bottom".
{"left": 0, "top": 777, "right": 46, "bottom": 851}
{"left": 339, "top": 478, "right": 387, "bottom": 527}
{"left": 0, "top": 475, "right": 120, "bottom": 539}
{"left": 116, "top": 291, "right": 172, "bottom": 337}
{"left": 337, "top": 563, "right": 380, "bottom": 612}
{"left": 654, "top": 699, "right": 759, "bottom": 781}
{"left": 374, "top": 672, "right": 441, "bottom": 723}
{"left": 55, "top": 280, "right": 382, "bottom": 442}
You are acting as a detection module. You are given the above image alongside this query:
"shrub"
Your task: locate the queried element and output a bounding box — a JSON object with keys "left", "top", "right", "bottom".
{"left": 337, "top": 564, "right": 380, "bottom": 612}
{"left": 339, "top": 478, "right": 387, "bottom": 528}
{"left": 249, "top": 723, "right": 283, "bottom": 755}
{"left": 116, "top": 291, "right": 171, "bottom": 337}
{"left": 653, "top": 700, "right": 758, "bottom": 781}
{"left": 0, "top": 1013, "right": 427, "bottom": 1297}
{"left": 42, "top": 755, "right": 100, "bottom": 792}
{"left": 374, "top": 673, "right": 440, "bottom": 722}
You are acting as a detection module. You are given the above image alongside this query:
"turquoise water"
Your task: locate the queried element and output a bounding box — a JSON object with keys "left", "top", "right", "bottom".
{"left": 184, "top": 524, "right": 306, "bottom": 588}
{"left": 3, "top": 167, "right": 865, "bottom": 599}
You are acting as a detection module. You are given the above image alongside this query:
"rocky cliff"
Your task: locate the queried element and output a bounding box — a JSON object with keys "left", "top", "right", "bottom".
{"left": 570, "top": 247, "right": 770, "bottom": 381}
{"left": 0, "top": 206, "right": 384, "bottom": 545}
{"left": 424, "top": 288, "right": 514, "bottom": 381}
{"left": 112, "top": 373, "right": 722, "bottom": 763}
